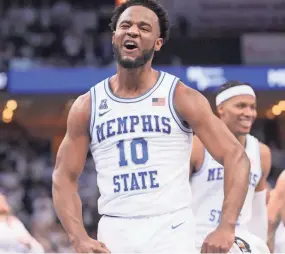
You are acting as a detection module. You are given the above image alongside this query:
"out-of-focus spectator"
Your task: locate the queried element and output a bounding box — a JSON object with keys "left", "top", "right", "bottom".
{"left": 0, "top": 1, "right": 115, "bottom": 67}
{"left": 0, "top": 123, "right": 99, "bottom": 252}
{"left": 0, "top": 193, "right": 44, "bottom": 253}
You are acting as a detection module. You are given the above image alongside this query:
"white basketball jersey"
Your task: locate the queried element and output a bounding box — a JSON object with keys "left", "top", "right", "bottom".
{"left": 191, "top": 134, "right": 262, "bottom": 241}
{"left": 89, "top": 71, "right": 193, "bottom": 217}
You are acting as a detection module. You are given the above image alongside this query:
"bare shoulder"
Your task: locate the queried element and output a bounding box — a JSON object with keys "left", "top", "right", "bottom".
{"left": 259, "top": 142, "right": 271, "bottom": 159}
{"left": 174, "top": 81, "right": 208, "bottom": 106}
{"left": 174, "top": 81, "right": 212, "bottom": 124}
{"left": 67, "top": 92, "right": 91, "bottom": 136}
{"left": 69, "top": 92, "right": 90, "bottom": 120}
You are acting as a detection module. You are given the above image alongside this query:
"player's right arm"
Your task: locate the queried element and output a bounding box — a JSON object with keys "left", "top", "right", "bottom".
{"left": 175, "top": 82, "right": 250, "bottom": 253}
{"left": 52, "top": 92, "right": 110, "bottom": 253}
{"left": 267, "top": 171, "right": 285, "bottom": 252}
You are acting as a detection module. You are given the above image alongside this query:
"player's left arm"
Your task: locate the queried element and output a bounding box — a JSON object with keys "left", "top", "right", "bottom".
{"left": 267, "top": 171, "right": 285, "bottom": 252}
{"left": 175, "top": 82, "right": 250, "bottom": 252}
{"left": 247, "top": 143, "right": 271, "bottom": 241}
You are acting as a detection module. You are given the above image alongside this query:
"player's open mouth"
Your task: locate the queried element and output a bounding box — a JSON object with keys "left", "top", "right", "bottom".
{"left": 123, "top": 41, "right": 138, "bottom": 51}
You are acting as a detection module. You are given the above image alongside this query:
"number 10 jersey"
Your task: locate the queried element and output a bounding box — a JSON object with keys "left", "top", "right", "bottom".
{"left": 89, "top": 71, "right": 193, "bottom": 217}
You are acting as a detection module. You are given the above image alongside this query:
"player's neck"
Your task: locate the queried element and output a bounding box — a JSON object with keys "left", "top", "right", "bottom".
{"left": 236, "top": 135, "right": 247, "bottom": 148}
{"left": 116, "top": 63, "right": 154, "bottom": 92}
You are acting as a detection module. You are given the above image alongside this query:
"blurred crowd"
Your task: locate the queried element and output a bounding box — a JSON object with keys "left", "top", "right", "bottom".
{"left": 0, "top": 0, "right": 117, "bottom": 71}
{"left": 0, "top": 0, "right": 192, "bottom": 71}
{"left": 0, "top": 123, "right": 100, "bottom": 252}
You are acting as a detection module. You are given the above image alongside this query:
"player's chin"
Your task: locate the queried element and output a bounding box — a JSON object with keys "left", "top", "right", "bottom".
{"left": 121, "top": 54, "right": 139, "bottom": 61}
{"left": 237, "top": 127, "right": 251, "bottom": 136}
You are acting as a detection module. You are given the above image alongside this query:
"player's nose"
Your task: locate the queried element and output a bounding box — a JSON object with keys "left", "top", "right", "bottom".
{"left": 243, "top": 107, "right": 255, "bottom": 117}
{"left": 126, "top": 25, "right": 139, "bottom": 38}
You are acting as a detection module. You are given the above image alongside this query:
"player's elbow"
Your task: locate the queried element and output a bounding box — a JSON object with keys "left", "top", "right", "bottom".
{"left": 228, "top": 143, "right": 250, "bottom": 176}
{"left": 52, "top": 165, "right": 78, "bottom": 194}
{"left": 52, "top": 168, "right": 63, "bottom": 198}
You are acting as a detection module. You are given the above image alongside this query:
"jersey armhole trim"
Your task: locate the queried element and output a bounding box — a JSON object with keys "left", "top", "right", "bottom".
{"left": 192, "top": 148, "right": 209, "bottom": 177}
{"left": 256, "top": 139, "right": 263, "bottom": 180}
{"left": 169, "top": 77, "right": 192, "bottom": 133}
{"left": 90, "top": 86, "right": 96, "bottom": 137}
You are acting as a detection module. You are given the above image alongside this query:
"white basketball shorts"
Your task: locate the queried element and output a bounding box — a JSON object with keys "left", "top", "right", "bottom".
{"left": 97, "top": 207, "right": 197, "bottom": 253}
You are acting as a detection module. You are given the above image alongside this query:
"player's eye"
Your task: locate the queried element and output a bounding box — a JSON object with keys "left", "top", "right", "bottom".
{"left": 121, "top": 25, "right": 129, "bottom": 29}
{"left": 140, "top": 26, "right": 149, "bottom": 32}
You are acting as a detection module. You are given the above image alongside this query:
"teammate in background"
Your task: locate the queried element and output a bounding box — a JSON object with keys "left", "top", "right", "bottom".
{"left": 0, "top": 193, "right": 44, "bottom": 253}
{"left": 267, "top": 170, "right": 285, "bottom": 253}
{"left": 190, "top": 81, "right": 272, "bottom": 253}
{"left": 52, "top": 1, "right": 250, "bottom": 253}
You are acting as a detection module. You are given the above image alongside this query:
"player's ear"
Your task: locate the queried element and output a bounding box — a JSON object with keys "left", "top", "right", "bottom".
{"left": 217, "top": 104, "right": 224, "bottom": 117}
{"left": 154, "top": 38, "right": 163, "bottom": 51}
{"left": 112, "top": 31, "right": 115, "bottom": 44}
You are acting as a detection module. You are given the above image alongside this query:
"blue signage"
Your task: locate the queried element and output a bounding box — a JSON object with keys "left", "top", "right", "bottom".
{"left": 8, "top": 66, "right": 285, "bottom": 94}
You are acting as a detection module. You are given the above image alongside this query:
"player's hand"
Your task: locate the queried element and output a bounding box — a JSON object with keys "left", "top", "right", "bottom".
{"left": 72, "top": 236, "right": 111, "bottom": 253}
{"left": 201, "top": 225, "right": 235, "bottom": 253}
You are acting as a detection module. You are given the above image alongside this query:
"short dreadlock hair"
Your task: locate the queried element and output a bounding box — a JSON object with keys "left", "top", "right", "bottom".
{"left": 109, "top": 0, "right": 170, "bottom": 43}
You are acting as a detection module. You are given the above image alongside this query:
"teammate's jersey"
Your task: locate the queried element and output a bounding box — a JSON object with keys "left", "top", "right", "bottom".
{"left": 191, "top": 134, "right": 262, "bottom": 241}
{"left": 89, "top": 71, "right": 193, "bottom": 217}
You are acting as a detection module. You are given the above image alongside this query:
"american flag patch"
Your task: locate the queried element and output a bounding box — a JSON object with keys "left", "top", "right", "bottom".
{"left": 152, "top": 97, "right": 165, "bottom": 106}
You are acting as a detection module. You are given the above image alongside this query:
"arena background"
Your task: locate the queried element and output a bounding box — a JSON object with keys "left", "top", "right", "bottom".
{"left": 0, "top": 0, "right": 285, "bottom": 251}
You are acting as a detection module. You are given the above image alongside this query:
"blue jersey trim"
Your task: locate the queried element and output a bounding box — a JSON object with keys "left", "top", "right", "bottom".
{"left": 90, "top": 86, "right": 96, "bottom": 137}
{"left": 168, "top": 77, "right": 192, "bottom": 133}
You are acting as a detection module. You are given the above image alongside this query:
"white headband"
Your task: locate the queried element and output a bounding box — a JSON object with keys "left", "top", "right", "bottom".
{"left": 216, "top": 85, "right": 256, "bottom": 106}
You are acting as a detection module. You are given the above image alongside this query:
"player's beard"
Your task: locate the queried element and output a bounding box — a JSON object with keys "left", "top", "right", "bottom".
{"left": 113, "top": 44, "right": 155, "bottom": 69}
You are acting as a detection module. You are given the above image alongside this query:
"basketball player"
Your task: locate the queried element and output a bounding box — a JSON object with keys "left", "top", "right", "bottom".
{"left": 0, "top": 193, "right": 44, "bottom": 252}
{"left": 267, "top": 170, "right": 285, "bottom": 253}
{"left": 52, "top": 1, "right": 251, "bottom": 253}
{"left": 190, "top": 81, "right": 272, "bottom": 253}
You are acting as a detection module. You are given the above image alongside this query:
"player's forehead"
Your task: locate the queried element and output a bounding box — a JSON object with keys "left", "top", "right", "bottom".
{"left": 117, "top": 5, "right": 159, "bottom": 28}
{"left": 227, "top": 94, "right": 256, "bottom": 105}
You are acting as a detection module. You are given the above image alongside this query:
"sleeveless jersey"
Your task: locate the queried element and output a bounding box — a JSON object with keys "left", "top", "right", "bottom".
{"left": 89, "top": 71, "right": 193, "bottom": 217}
{"left": 190, "top": 134, "right": 262, "bottom": 241}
